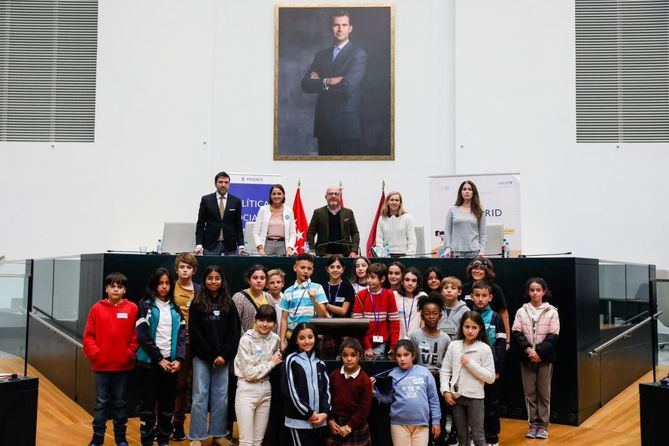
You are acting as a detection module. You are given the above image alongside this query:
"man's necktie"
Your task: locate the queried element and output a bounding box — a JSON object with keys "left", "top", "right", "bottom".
{"left": 219, "top": 195, "right": 226, "bottom": 241}
{"left": 332, "top": 46, "right": 341, "bottom": 62}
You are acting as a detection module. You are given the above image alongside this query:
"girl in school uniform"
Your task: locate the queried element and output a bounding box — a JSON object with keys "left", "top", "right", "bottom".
{"left": 326, "top": 338, "right": 373, "bottom": 446}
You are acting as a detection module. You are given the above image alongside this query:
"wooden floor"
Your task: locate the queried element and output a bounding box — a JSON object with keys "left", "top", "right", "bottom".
{"left": 2, "top": 357, "right": 661, "bottom": 445}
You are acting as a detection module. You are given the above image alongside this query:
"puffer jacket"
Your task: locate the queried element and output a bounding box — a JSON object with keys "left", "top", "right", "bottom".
{"left": 511, "top": 302, "right": 560, "bottom": 363}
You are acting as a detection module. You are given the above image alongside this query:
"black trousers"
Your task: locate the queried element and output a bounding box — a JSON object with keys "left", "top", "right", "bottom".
{"left": 288, "top": 427, "right": 327, "bottom": 446}
{"left": 138, "top": 362, "right": 178, "bottom": 445}
{"left": 484, "top": 380, "right": 501, "bottom": 444}
{"left": 430, "top": 373, "right": 447, "bottom": 446}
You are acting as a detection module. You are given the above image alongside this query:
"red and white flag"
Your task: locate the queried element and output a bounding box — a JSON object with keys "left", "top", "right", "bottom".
{"left": 292, "top": 184, "right": 309, "bottom": 254}
{"left": 366, "top": 186, "right": 386, "bottom": 257}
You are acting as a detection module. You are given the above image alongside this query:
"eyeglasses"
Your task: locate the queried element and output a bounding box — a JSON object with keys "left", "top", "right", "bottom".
{"left": 327, "top": 192, "right": 341, "bottom": 196}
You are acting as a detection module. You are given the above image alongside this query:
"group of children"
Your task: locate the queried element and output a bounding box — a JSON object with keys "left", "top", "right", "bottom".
{"left": 82, "top": 252, "right": 560, "bottom": 446}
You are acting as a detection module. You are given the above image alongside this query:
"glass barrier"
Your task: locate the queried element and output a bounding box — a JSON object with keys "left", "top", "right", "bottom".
{"left": 31, "top": 255, "right": 82, "bottom": 335}
{"left": 599, "top": 260, "right": 651, "bottom": 327}
{"left": 655, "top": 279, "right": 669, "bottom": 381}
{"left": 0, "top": 259, "right": 30, "bottom": 377}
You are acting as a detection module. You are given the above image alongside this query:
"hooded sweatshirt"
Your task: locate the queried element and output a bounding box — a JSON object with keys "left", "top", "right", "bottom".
{"left": 234, "top": 328, "right": 281, "bottom": 382}
{"left": 438, "top": 299, "right": 469, "bottom": 340}
{"left": 83, "top": 298, "right": 138, "bottom": 372}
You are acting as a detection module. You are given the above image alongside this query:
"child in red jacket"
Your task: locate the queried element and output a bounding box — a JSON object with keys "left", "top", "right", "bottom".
{"left": 83, "top": 272, "right": 138, "bottom": 446}
{"left": 352, "top": 263, "right": 400, "bottom": 359}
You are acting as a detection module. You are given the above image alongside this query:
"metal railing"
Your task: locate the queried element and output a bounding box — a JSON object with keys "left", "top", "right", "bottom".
{"left": 28, "top": 311, "right": 83, "bottom": 349}
{"left": 589, "top": 311, "right": 662, "bottom": 357}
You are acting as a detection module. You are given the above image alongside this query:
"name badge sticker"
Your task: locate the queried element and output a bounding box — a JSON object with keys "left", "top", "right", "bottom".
{"left": 335, "top": 296, "right": 345, "bottom": 303}
{"left": 213, "top": 310, "right": 221, "bottom": 317}
{"left": 372, "top": 335, "right": 384, "bottom": 343}
{"left": 117, "top": 312, "right": 128, "bottom": 319}
{"left": 413, "top": 377, "right": 425, "bottom": 385}
{"left": 419, "top": 341, "right": 431, "bottom": 351}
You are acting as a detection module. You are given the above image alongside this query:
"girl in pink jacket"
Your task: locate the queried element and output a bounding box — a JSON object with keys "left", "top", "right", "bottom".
{"left": 511, "top": 277, "right": 560, "bottom": 440}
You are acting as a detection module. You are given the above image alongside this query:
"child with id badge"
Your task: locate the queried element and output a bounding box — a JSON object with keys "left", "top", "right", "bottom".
{"left": 352, "top": 263, "right": 400, "bottom": 359}
{"left": 371, "top": 340, "right": 441, "bottom": 446}
{"left": 83, "top": 272, "right": 138, "bottom": 446}
{"left": 234, "top": 304, "right": 283, "bottom": 446}
{"left": 322, "top": 255, "right": 356, "bottom": 357}
{"left": 188, "top": 265, "right": 241, "bottom": 445}
{"left": 279, "top": 253, "right": 329, "bottom": 348}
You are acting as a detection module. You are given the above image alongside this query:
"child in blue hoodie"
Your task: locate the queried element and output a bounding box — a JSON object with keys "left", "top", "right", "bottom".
{"left": 372, "top": 339, "right": 441, "bottom": 446}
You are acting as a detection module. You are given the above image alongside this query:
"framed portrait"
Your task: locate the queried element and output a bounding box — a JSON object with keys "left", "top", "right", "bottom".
{"left": 274, "top": 4, "right": 394, "bottom": 160}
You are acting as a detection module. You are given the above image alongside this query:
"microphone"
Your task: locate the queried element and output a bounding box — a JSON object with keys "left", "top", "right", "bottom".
{"left": 312, "top": 239, "right": 361, "bottom": 256}
{"left": 518, "top": 251, "right": 572, "bottom": 258}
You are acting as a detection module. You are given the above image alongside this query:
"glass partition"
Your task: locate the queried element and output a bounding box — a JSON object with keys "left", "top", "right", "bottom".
{"left": 655, "top": 279, "right": 669, "bottom": 381}
{"left": 30, "top": 255, "right": 82, "bottom": 335}
{"left": 599, "top": 260, "right": 651, "bottom": 327}
{"left": 0, "top": 259, "right": 30, "bottom": 376}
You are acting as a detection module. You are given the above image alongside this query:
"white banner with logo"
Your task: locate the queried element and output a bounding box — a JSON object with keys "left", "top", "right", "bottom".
{"left": 228, "top": 173, "right": 283, "bottom": 224}
{"left": 428, "top": 173, "right": 521, "bottom": 256}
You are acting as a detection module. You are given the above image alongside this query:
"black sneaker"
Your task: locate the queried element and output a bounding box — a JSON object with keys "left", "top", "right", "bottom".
{"left": 173, "top": 423, "right": 187, "bottom": 441}
{"left": 88, "top": 438, "right": 103, "bottom": 446}
{"left": 446, "top": 431, "right": 459, "bottom": 446}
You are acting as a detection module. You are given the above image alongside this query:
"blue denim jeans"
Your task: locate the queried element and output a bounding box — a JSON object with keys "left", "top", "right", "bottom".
{"left": 92, "top": 371, "right": 131, "bottom": 442}
{"left": 189, "top": 356, "right": 230, "bottom": 440}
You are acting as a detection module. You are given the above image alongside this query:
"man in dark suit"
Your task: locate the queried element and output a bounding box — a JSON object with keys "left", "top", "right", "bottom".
{"left": 301, "top": 10, "right": 368, "bottom": 156}
{"left": 307, "top": 186, "right": 360, "bottom": 257}
{"left": 195, "top": 171, "right": 244, "bottom": 255}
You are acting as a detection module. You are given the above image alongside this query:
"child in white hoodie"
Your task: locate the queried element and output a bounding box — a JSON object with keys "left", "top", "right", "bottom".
{"left": 440, "top": 311, "right": 495, "bottom": 446}
{"left": 234, "top": 304, "right": 283, "bottom": 446}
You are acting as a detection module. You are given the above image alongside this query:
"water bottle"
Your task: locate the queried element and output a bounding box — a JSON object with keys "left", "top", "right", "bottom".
{"left": 504, "top": 239, "right": 511, "bottom": 258}
{"left": 383, "top": 242, "right": 390, "bottom": 257}
{"left": 243, "top": 239, "right": 249, "bottom": 256}
{"left": 501, "top": 241, "right": 506, "bottom": 258}
{"left": 156, "top": 239, "right": 163, "bottom": 254}
{"left": 304, "top": 241, "right": 311, "bottom": 255}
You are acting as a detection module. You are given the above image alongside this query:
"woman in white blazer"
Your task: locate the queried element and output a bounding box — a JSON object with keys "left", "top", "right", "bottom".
{"left": 252, "top": 184, "right": 297, "bottom": 256}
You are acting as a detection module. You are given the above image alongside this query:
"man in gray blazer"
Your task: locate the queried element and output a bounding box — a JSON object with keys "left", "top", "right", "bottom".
{"left": 307, "top": 186, "right": 360, "bottom": 257}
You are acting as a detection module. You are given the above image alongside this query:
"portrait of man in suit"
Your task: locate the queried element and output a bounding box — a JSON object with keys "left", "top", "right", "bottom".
{"left": 275, "top": 5, "right": 393, "bottom": 160}
{"left": 300, "top": 10, "right": 367, "bottom": 156}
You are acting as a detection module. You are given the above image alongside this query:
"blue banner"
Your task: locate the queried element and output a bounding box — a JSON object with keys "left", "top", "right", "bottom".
{"left": 228, "top": 174, "right": 283, "bottom": 224}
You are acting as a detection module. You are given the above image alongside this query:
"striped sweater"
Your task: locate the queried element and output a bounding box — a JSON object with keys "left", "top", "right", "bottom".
{"left": 352, "top": 288, "right": 400, "bottom": 350}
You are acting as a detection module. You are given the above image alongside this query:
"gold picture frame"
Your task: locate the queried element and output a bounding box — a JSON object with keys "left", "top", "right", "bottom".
{"left": 274, "top": 4, "right": 395, "bottom": 160}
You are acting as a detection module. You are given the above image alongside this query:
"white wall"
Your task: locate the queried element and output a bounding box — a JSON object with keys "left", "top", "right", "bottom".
{"left": 454, "top": 0, "right": 669, "bottom": 268}
{"left": 2, "top": 0, "right": 667, "bottom": 269}
{"left": 0, "top": 0, "right": 455, "bottom": 259}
